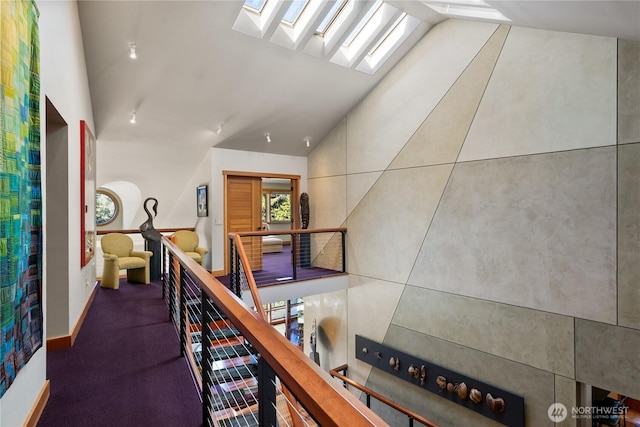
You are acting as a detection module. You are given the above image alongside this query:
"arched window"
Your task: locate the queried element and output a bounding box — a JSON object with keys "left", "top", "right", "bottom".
{"left": 96, "top": 190, "right": 119, "bottom": 226}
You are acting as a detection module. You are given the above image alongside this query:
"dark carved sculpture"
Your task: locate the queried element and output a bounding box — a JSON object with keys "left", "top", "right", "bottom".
{"left": 139, "top": 197, "right": 162, "bottom": 241}
{"left": 300, "top": 192, "right": 309, "bottom": 229}
{"left": 309, "top": 319, "right": 320, "bottom": 365}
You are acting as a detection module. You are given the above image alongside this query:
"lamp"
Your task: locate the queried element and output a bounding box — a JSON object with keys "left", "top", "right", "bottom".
{"left": 130, "top": 111, "right": 136, "bottom": 124}
{"left": 265, "top": 133, "right": 271, "bottom": 143}
{"left": 305, "top": 138, "right": 310, "bottom": 147}
{"left": 216, "top": 124, "right": 223, "bottom": 135}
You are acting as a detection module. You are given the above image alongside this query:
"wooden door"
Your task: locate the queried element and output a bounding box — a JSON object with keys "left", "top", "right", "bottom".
{"left": 226, "top": 175, "right": 263, "bottom": 270}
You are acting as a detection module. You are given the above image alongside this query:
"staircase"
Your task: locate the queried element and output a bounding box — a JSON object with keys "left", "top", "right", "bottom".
{"left": 186, "top": 295, "right": 262, "bottom": 427}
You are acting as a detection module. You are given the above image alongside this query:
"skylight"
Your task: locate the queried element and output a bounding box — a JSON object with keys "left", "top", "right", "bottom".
{"left": 233, "top": 0, "right": 423, "bottom": 74}
{"left": 282, "top": 0, "right": 309, "bottom": 25}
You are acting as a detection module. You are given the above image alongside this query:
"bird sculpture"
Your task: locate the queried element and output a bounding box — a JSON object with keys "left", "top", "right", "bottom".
{"left": 139, "top": 197, "right": 162, "bottom": 241}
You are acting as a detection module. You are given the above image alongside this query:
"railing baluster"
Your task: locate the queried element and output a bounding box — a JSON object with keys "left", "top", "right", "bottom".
{"left": 258, "top": 356, "right": 277, "bottom": 427}
{"left": 341, "top": 230, "right": 347, "bottom": 273}
{"left": 201, "top": 292, "right": 213, "bottom": 427}
{"left": 168, "top": 252, "right": 176, "bottom": 324}
{"left": 179, "top": 265, "right": 186, "bottom": 357}
{"left": 291, "top": 232, "right": 297, "bottom": 280}
{"left": 161, "top": 244, "right": 166, "bottom": 300}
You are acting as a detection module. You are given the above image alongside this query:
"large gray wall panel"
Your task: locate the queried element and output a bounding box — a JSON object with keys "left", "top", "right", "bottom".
{"left": 460, "top": 28, "right": 616, "bottom": 161}
{"left": 408, "top": 147, "right": 617, "bottom": 323}
{"left": 618, "top": 39, "right": 640, "bottom": 144}
{"left": 575, "top": 319, "right": 640, "bottom": 398}
{"left": 618, "top": 142, "right": 640, "bottom": 328}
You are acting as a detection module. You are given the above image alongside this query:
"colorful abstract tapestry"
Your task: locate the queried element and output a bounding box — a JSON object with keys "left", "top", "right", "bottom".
{"left": 0, "top": 0, "right": 42, "bottom": 398}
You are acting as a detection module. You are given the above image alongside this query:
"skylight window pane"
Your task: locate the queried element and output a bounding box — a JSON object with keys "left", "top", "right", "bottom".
{"left": 343, "top": 0, "right": 382, "bottom": 46}
{"left": 243, "top": 0, "right": 268, "bottom": 13}
{"left": 282, "top": 0, "right": 309, "bottom": 25}
{"left": 316, "top": 0, "right": 348, "bottom": 35}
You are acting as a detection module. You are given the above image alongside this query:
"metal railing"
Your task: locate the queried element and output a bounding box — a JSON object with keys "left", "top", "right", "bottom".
{"left": 228, "top": 228, "right": 347, "bottom": 293}
{"left": 330, "top": 365, "right": 440, "bottom": 427}
{"left": 161, "top": 235, "right": 388, "bottom": 427}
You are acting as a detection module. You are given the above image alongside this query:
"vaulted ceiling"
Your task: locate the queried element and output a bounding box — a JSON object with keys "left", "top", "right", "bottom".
{"left": 78, "top": 1, "right": 640, "bottom": 158}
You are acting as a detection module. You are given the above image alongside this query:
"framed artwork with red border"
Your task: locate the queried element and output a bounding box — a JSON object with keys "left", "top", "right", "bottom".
{"left": 80, "top": 120, "right": 96, "bottom": 267}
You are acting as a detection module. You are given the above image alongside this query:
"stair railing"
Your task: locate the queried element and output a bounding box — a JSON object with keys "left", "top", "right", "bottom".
{"left": 162, "top": 235, "right": 388, "bottom": 427}
{"left": 330, "top": 365, "right": 440, "bottom": 427}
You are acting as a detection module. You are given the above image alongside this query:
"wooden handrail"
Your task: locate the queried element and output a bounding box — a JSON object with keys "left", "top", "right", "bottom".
{"left": 232, "top": 227, "right": 347, "bottom": 238}
{"left": 231, "top": 234, "right": 267, "bottom": 320}
{"left": 330, "top": 364, "right": 440, "bottom": 427}
{"left": 162, "top": 236, "right": 389, "bottom": 427}
{"left": 97, "top": 227, "right": 194, "bottom": 235}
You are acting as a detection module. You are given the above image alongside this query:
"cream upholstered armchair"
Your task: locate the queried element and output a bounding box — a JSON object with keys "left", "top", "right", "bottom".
{"left": 100, "top": 233, "right": 153, "bottom": 289}
{"left": 171, "top": 230, "right": 208, "bottom": 268}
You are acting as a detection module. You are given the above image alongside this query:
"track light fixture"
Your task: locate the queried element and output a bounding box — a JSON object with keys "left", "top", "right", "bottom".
{"left": 129, "top": 43, "right": 137, "bottom": 60}
{"left": 216, "top": 123, "right": 223, "bottom": 135}
{"left": 130, "top": 111, "right": 136, "bottom": 124}
{"left": 305, "top": 138, "right": 310, "bottom": 147}
{"left": 265, "top": 133, "right": 271, "bottom": 143}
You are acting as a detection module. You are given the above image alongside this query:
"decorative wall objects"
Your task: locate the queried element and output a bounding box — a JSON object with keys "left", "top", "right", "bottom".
{"left": 80, "top": 120, "right": 96, "bottom": 266}
{"left": 356, "top": 336, "right": 524, "bottom": 426}
{"left": 0, "top": 0, "right": 43, "bottom": 398}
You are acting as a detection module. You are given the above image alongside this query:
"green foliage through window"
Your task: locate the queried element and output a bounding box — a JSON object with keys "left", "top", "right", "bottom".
{"left": 96, "top": 191, "right": 118, "bottom": 225}
{"left": 262, "top": 191, "right": 291, "bottom": 223}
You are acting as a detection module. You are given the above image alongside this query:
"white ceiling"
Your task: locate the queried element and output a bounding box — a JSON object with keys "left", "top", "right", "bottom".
{"left": 77, "top": 1, "right": 640, "bottom": 158}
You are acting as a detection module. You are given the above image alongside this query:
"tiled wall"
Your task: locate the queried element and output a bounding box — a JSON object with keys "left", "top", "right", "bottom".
{"left": 307, "top": 19, "right": 640, "bottom": 427}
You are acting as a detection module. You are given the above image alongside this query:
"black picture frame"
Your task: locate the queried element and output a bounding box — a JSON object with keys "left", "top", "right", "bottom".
{"left": 197, "top": 185, "right": 208, "bottom": 217}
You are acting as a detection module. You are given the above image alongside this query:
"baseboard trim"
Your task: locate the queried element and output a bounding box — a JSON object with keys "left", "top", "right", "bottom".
{"left": 46, "top": 284, "right": 98, "bottom": 352}
{"left": 23, "top": 379, "right": 50, "bottom": 427}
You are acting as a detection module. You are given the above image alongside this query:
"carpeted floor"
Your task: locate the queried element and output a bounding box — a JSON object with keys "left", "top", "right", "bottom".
{"left": 39, "top": 279, "right": 202, "bottom": 427}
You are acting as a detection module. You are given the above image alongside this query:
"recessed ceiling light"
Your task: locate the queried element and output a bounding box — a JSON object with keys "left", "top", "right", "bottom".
{"left": 129, "top": 43, "right": 137, "bottom": 60}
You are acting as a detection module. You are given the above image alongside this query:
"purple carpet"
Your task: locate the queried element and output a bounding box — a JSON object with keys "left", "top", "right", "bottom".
{"left": 39, "top": 279, "right": 202, "bottom": 427}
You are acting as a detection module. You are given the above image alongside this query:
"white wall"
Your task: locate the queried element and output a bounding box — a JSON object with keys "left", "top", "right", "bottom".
{"left": 210, "top": 148, "right": 307, "bottom": 272}
{"left": 0, "top": 1, "right": 95, "bottom": 426}
{"left": 97, "top": 139, "right": 213, "bottom": 231}
{"left": 39, "top": 0, "right": 96, "bottom": 332}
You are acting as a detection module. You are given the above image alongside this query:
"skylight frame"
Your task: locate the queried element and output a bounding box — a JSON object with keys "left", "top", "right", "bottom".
{"left": 420, "top": 0, "right": 511, "bottom": 22}
{"left": 342, "top": 0, "right": 383, "bottom": 47}
{"left": 368, "top": 11, "right": 406, "bottom": 56}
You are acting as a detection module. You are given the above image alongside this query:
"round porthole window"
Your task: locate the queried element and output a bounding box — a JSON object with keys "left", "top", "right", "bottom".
{"left": 96, "top": 190, "right": 119, "bottom": 226}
